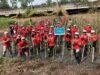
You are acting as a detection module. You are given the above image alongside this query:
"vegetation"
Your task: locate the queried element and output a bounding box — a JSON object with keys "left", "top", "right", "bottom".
{"left": 0, "top": 0, "right": 10, "bottom": 9}
{"left": 0, "top": 18, "right": 15, "bottom": 29}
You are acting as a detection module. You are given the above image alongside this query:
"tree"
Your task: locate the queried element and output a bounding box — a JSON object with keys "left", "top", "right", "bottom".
{"left": 20, "top": 0, "right": 27, "bottom": 8}
{"left": 10, "top": 0, "right": 17, "bottom": 8}
{"left": 46, "top": 0, "right": 52, "bottom": 6}
{"left": 28, "top": 0, "right": 34, "bottom": 9}
{"left": 0, "top": 0, "right": 10, "bottom": 9}
{"left": 60, "top": 0, "right": 68, "bottom": 4}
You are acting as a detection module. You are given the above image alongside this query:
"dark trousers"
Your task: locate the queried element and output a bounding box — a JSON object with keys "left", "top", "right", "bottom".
{"left": 48, "top": 46, "right": 54, "bottom": 57}
{"left": 66, "top": 41, "right": 71, "bottom": 50}
{"left": 73, "top": 50, "right": 81, "bottom": 64}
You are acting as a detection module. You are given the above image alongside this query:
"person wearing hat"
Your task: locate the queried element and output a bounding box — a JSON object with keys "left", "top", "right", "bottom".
{"left": 46, "top": 33, "right": 55, "bottom": 57}
{"left": 32, "top": 31, "right": 41, "bottom": 56}
{"left": 2, "top": 31, "right": 12, "bottom": 57}
{"left": 90, "top": 30, "right": 98, "bottom": 52}
{"left": 80, "top": 30, "right": 89, "bottom": 57}
{"left": 71, "top": 25, "right": 78, "bottom": 35}
{"left": 72, "top": 32, "right": 81, "bottom": 64}
{"left": 84, "top": 24, "right": 92, "bottom": 33}
{"left": 18, "top": 37, "right": 29, "bottom": 60}
{"left": 65, "top": 32, "right": 71, "bottom": 50}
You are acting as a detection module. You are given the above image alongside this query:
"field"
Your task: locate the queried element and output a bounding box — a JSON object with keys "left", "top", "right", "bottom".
{"left": 0, "top": 13, "right": 100, "bottom": 75}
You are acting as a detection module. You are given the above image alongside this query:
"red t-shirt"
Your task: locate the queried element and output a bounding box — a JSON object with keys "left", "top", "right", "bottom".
{"left": 47, "top": 36, "right": 55, "bottom": 47}
{"left": 72, "top": 38, "right": 81, "bottom": 50}
{"left": 20, "top": 29, "right": 28, "bottom": 37}
{"left": 90, "top": 34, "right": 98, "bottom": 43}
{"left": 26, "top": 26, "right": 32, "bottom": 33}
{"left": 33, "top": 34, "right": 41, "bottom": 46}
{"left": 18, "top": 41, "right": 28, "bottom": 50}
{"left": 56, "top": 23, "right": 62, "bottom": 28}
{"left": 80, "top": 34, "right": 88, "bottom": 45}
{"left": 84, "top": 26, "right": 92, "bottom": 33}
{"left": 65, "top": 34, "right": 71, "bottom": 42}
{"left": 71, "top": 27, "right": 78, "bottom": 35}
{"left": 2, "top": 36, "right": 11, "bottom": 47}
{"left": 44, "top": 26, "right": 49, "bottom": 32}
{"left": 13, "top": 34, "right": 18, "bottom": 42}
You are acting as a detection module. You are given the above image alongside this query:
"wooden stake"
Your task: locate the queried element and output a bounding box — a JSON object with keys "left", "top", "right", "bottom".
{"left": 81, "top": 45, "right": 85, "bottom": 62}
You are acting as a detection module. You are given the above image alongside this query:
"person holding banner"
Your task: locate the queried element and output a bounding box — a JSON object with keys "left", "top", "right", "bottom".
{"left": 65, "top": 28, "right": 71, "bottom": 50}
{"left": 72, "top": 32, "right": 81, "bottom": 64}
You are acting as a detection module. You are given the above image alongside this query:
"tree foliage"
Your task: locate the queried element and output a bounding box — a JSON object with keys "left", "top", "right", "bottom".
{"left": 46, "top": 0, "right": 52, "bottom": 6}
{"left": 10, "top": 0, "right": 17, "bottom": 8}
{"left": 60, "top": 0, "right": 69, "bottom": 4}
{"left": 0, "top": 0, "right": 10, "bottom": 9}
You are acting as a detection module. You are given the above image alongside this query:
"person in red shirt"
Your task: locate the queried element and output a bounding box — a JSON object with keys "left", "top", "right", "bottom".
{"left": 32, "top": 32, "right": 41, "bottom": 55}
{"left": 72, "top": 32, "right": 81, "bottom": 64}
{"left": 1, "top": 32, "right": 12, "bottom": 57}
{"left": 71, "top": 25, "right": 78, "bottom": 35}
{"left": 65, "top": 32, "right": 71, "bottom": 50}
{"left": 90, "top": 30, "right": 98, "bottom": 52}
{"left": 20, "top": 27, "right": 28, "bottom": 38}
{"left": 84, "top": 24, "right": 92, "bottom": 36}
{"left": 46, "top": 33, "right": 55, "bottom": 57}
{"left": 80, "top": 30, "right": 89, "bottom": 56}
{"left": 18, "top": 37, "right": 29, "bottom": 59}
{"left": 56, "top": 22, "right": 62, "bottom": 28}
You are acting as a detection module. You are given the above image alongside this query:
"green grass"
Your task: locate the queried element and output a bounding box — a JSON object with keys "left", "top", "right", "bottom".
{"left": 0, "top": 18, "right": 15, "bottom": 29}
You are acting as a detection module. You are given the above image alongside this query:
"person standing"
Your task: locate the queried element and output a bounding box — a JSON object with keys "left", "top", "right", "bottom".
{"left": 72, "top": 32, "right": 81, "bottom": 64}
{"left": 47, "top": 33, "right": 55, "bottom": 57}
{"left": 2, "top": 32, "right": 12, "bottom": 57}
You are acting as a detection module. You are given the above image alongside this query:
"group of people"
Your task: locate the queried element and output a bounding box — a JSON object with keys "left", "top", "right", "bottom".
{"left": 1, "top": 17, "right": 98, "bottom": 63}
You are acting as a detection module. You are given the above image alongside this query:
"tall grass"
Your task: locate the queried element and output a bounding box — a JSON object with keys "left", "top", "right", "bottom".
{"left": 0, "top": 18, "right": 15, "bottom": 29}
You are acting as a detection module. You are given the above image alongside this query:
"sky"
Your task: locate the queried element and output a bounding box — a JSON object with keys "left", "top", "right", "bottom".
{"left": 7, "top": 0, "right": 59, "bottom": 8}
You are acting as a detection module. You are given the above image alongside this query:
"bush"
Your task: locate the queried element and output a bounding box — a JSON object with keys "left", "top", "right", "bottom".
{"left": 25, "top": 9, "right": 52, "bottom": 17}
{"left": 0, "top": 18, "right": 15, "bottom": 29}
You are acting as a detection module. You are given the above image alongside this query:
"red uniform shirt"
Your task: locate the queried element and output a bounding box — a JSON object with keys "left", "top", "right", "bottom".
{"left": 26, "top": 26, "right": 32, "bottom": 33}
{"left": 47, "top": 36, "right": 55, "bottom": 47}
{"left": 20, "top": 29, "right": 28, "bottom": 37}
{"left": 18, "top": 41, "right": 28, "bottom": 50}
{"left": 80, "top": 34, "right": 88, "bottom": 45}
{"left": 84, "top": 26, "right": 92, "bottom": 33}
{"left": 2, "top": 36, "right": 11, "bottom": 47}
{"left": 71, "top": 27, "right": 78, "bottom": 35}
{"left": 56, "top": 23, "right": 62, "bottom": 28}
{"left": 72, "top": 38, "right": 81, "bottom": 50}
{"left": 90, "top": 34, "right": 98, "bottom": 43}
{"left": 65, "top": 34, "right": 71, "bottom": 42}
{"left": 13, "top": 34, "right": 18, "bottom": 42}
{"left": 44, "top": 26, "right": 49, "bottom": 32}
{"left": 33, "top": 34, "right": 41, "bottom": 46}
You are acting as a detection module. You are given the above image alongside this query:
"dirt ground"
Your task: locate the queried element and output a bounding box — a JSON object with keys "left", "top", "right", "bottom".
{"left": 0, "top": 59, "right": 100, "bottom": 75}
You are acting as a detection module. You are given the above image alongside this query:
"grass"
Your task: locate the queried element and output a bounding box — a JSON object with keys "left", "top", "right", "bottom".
{"left": 0, "top": 17, "right": 15, "bottom": 29}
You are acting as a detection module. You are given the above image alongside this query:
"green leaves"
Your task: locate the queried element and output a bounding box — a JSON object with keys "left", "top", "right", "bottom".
{"left": 0, "top": 0, "right": 10, "bottom": 9}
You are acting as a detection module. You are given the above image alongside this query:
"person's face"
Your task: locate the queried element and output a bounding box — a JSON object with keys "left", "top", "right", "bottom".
{"left": 22, "top": 39, "right": 25, "bottom": 42}
{"left": 75, "top": 35, "right": 78, "bottom": 38}
{"left": 5, "top": 33, "right": 9, "bottom": 36}
{"left": 83, "top": 32, "right": 86, "bottom": 35}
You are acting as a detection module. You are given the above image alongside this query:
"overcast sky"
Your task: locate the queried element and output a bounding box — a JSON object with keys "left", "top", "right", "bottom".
{"left": 7, "top": 0, "right": 59, "bottom": 8}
